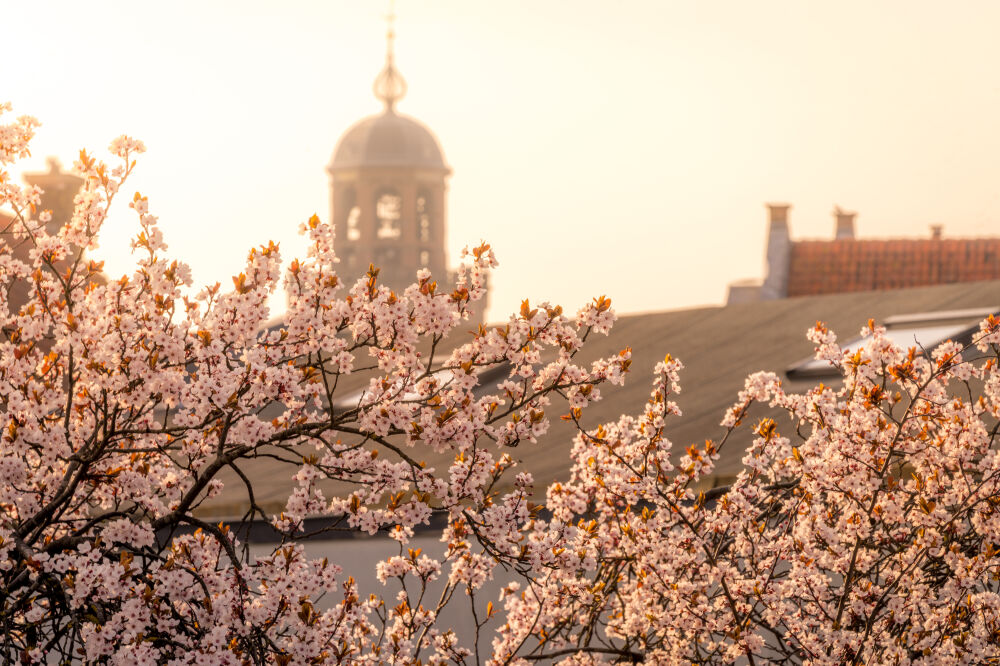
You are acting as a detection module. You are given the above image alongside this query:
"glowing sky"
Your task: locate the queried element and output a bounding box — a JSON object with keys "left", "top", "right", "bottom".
{"left": 5, "top": 1, "right": 1000, "bottom": 322}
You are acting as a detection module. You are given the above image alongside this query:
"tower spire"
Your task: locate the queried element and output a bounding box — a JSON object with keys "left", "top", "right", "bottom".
{"left": 373, "top": 0, "right": 407, "bottom": 111}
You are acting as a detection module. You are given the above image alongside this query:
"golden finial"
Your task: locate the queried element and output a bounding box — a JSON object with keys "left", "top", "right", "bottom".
{"left": 373, "top": 0, "right": 407, "bottom": 111}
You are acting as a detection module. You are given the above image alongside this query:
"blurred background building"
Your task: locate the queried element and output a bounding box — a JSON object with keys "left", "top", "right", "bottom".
{"left": 0, "top": 159, "right": 84, "bottom": 313}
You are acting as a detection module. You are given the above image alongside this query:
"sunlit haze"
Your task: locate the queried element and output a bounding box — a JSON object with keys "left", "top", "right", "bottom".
{"left": 5, "top": 1, "right": 999, "bottom": 322}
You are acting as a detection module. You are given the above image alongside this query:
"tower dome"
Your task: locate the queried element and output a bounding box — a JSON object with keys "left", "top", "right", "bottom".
{"left": 329, "top": 112, "right": 446, "bottom": 171}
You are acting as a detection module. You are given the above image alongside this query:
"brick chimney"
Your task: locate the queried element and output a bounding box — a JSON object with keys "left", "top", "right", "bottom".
{"left": 930, "top": 224, "right": 943, "bottom": 240}
{"left": 760, "top": 203, "right": 791, "bottom": 300}
{"left": 834, "top": 206, "right": 856, "bottom": 240}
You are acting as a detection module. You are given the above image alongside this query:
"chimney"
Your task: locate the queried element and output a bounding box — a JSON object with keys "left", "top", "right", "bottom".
{"left": 833, "top": 206, "right": 856, "bottom": 240}
{"left": 930, "top": 224, "right": 943, "bottom": 240}
{"left": 766, "top": 203, "right": 790, "bottom": 231}
{"left": 760, "top": 203, "right": 791, "bottom": 300}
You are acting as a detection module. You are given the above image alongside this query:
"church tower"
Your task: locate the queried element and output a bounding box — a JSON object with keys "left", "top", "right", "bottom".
{"left": 328, "top": 13, "right": 452, "bottom": 297}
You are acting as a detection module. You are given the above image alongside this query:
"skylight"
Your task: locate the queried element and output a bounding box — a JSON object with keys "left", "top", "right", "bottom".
{"left": 786, "top": 306, "right": 997, "bottom": 380}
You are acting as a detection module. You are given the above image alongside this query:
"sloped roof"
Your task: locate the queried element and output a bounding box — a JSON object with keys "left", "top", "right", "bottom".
{"left": 199, "top": 279, "right": 1000, "bottom": 519}
{"left": 787, "top": 238, "right": 1000, "bottom": 297}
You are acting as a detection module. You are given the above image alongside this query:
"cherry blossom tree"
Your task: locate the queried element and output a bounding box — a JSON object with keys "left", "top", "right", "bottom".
{"left": 0, "top": 107, "right": 627, "bottom": 664}
{"left": 492, "top": 322, "right": 1000, "bottom": 664}
{"left": 3, "top": 106, "right": 1000, "bottom": 665}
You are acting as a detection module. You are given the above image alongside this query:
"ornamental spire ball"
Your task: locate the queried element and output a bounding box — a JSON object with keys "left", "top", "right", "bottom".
{"left": 372, "top": 3, "right": 407, "bottom": 111}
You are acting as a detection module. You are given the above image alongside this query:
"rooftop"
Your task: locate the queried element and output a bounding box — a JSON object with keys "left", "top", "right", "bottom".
{"left": 788, "top": 237, "right": 1000, "bottom": 297}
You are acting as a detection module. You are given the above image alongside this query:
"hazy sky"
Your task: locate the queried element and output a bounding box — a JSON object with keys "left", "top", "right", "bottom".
{"left": 4, "top": 1, "right": 1000, "bottom": 322}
